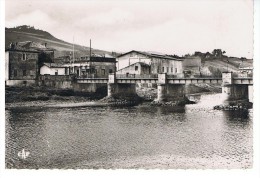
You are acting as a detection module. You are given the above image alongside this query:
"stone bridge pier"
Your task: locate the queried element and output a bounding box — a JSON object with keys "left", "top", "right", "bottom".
{"left": 156, "top": 73, "right": 185, "bottom": 102}
{"left": 222, "top": 72, "right": 253, "bottom": 103}
{"left": 107, "top": 73, "right": 137, "bottom": 98}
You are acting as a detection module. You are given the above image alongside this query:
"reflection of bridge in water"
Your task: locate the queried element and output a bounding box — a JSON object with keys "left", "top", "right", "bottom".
{"left": 76, "top": 72, "right": 253, "bottom": 103}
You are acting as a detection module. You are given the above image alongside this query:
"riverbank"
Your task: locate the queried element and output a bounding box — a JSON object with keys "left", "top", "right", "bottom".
{"left": 5, "top": 84, "right": 221, "bottom": 109}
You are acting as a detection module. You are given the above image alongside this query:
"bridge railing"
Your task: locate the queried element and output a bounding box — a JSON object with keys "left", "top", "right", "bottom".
{"left": 116, "top": 74, "right": 158, "bottom": 79}
{"left": 76, "top": 74, "right": 98, "bottom": 78}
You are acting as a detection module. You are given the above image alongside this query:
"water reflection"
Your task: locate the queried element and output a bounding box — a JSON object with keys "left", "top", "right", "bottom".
{"left": 5, "top": 93, "right": 253, "bottom": 169}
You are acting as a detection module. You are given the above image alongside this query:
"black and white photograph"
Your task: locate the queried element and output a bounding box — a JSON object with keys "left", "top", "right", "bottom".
{"left": 1, "top": 0, "right": 260, "bottom": 176}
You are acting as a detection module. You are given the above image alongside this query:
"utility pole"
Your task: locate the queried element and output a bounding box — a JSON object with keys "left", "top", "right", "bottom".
{"left": 90, "top": 39, "right": 91, "bottom": 60}
{"left": 226, "top": 59, "right": 229, "bottom": 72}
{"left": 73, "top": 36, "right": 75, "bottom": 73}
{"left": 90, "top": 39, "right": 92, "bottom": 74}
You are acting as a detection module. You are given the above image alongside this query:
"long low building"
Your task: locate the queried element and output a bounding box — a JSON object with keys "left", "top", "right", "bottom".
{"left": 116, "top": 50, "right": 183, "bottom": 76}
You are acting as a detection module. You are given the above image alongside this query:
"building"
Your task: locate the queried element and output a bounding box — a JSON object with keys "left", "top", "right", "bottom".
{"left": 63, "top": 55, "right": 116, "bottom": 78}
{"left": 5, "top": 48, "right": 39, "bottom": 86}
{"left": 117, "top": 62, "right": 151, "bottom": 76}
{"left": 182, "top": 56, "right": 201, "bottom": 77}
{"left": 116, "top": 50, "right": 183, "bottom": 76}
{"left": 238, "top": 62, "right": 253, "bottom": 78}
{"left": 5, "top": 41, "right": 55, "bottom": 86}
{"left": 40, "top": 63, "right": 66, "bottom": 75}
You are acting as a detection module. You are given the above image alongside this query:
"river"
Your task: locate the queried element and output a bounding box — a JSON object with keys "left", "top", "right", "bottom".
{"left": 5, "top": 93, "right": 253, "bottom": 169}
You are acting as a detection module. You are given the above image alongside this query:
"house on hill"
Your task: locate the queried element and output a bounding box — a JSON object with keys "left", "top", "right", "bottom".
{"left": 116, "top": 50, "right": 183, "bottom": 76}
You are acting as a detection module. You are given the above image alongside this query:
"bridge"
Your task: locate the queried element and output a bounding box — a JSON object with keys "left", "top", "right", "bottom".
{"left": 75, "top": 72, "right": 253, "bottom": 103}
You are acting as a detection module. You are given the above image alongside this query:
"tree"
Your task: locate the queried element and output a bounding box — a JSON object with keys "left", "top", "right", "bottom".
{"left": 212, "top": 49, "right": 223, "bottom": 58}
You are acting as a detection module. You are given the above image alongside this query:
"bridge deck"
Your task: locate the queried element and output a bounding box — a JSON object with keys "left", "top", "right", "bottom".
{"left": 76, "top": 77, "right": 253, "bottom": 85}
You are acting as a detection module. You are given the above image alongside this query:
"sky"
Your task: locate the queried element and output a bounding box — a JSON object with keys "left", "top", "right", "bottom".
{"left": 5, "top": 0, "right": 254, "bottom": 58}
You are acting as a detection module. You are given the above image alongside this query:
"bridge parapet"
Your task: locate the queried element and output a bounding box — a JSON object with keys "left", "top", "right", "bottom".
{"left": 109, "top": 73, "right": 116, "bottom": 83}
{"left": 222, "top": 72, "right": 233, "bottom": 85}
{"left": 158, "top": 73, "right": 167, "bottom": 84}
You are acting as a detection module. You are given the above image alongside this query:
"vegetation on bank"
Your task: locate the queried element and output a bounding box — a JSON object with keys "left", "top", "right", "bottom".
{"left": 5, "top": 86, "right": 107, "bottom": 103}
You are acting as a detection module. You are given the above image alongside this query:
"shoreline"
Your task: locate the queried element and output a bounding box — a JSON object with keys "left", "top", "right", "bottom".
{"left": 5, "top": 85, "right": 222, "bottom": 109}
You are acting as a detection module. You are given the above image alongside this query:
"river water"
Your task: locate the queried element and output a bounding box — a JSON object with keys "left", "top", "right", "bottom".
{"left": 5, "top": 93, "right": 253, "bottom": 169}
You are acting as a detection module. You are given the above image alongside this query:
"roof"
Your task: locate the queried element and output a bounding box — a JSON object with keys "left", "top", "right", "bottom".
{"left": 78, "top": 56, "right": 116, "bottom": 63}
{"left": 117, "top": 50, "right": 183, "bottom": 61}
{"left": 117, "top": 62, "right": 150, "bottom": 71}
{"left": 42, "top": 63, "right": 65, "bottom": 68}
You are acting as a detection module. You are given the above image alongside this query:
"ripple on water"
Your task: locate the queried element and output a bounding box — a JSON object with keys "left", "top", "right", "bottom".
{"left": 5, "top": 94, "right": 253, "bottom": 169}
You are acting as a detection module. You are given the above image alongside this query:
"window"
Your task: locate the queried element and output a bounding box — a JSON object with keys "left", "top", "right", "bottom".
{"left": 14, "top": 70, "right": 17, "bottom": 77}
{"left": 109, "top": 69, "right": 113, "bottom": 73}
{"left": 157, "top": 66, "right": 159, "bottom": 73}
{"left": 175, "top": 68, "right": 177, "bottom": 73}
{"left": 135, "top": 66, "right": 138, "bottom": 71}
{"left": 167, "top": 67, "right": 169, "bottom": 73}
{"left": 162, "top": 67, "right": 164, "bottom": 73}
{"left": 22, "top": 53, "right": 27, "bottom": 61}
{"left": 23, "top": 70, "right": 26, "bottom": 76}
{"left": 101, "top": 69, "right": 106, "bottom": 75}
{"left": 171, "top": 67, "right": 173, "bottom": 73}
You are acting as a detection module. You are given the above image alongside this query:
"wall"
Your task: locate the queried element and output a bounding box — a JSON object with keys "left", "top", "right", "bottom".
{"left": 38, "top": 75, "right": 73, "bottom": 89}
{"left": 5, "top": 52, "right": 9, "bottom": 81}
{"left": 8, "top": 51, "right": 39, "bottom": 80}
{"left": 91, "top": 61, "right": 116, "bottom": 78}
{"left": 38, "top": 75, "right": 106, "bottom": 93}
{"left": 108, "top": 83, "right": 137, "bottom": 98}
{"left": 117, "top": 52, "right": 183, "bottom": 75}
{"left": 222, "top": 84, "right": 249, "bottom": 102}
{"left": 6, "top": 80, "right": 36, "bottom": 86}
{"left": 40, "top": 65, "right": 66, "bottom": 75}
{"left": 248, "top": 85, "right": 253, "bottom": 103}
{"left": 150, "top": 58, "right": 183, "bottom": 75}
{"left": 73, "top": 83, "right": 107, "bottom": 93}
{"left": 71, "top": 61, "right": 116, "bottom": 78}
{"left": 117, "top": 62, "right": 151, "bottom": 75}
{"left": 165, "top": 84, "right": 185, "bottom": 101}
{"left": 116, "top": 52, "right": 151, "bottom": 70}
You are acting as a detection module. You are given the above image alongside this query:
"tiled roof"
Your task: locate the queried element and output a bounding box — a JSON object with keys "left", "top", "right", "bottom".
{"left": 118, "top": 50, "right": 183, "bottom": 61}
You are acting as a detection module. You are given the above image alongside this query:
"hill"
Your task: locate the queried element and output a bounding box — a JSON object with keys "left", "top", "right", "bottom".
{"left": 5, "top": 25, "right": 115, "bottom": 59}
{"left": 182, "top": 50, "right": 253, "bottom": 76}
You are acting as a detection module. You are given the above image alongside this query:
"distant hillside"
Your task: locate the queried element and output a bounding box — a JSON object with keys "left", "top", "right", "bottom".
{"left": 180, "top": 49, "right": 253, "bottom": 76}
{"left": 5, "top": 25, "right": 115, "bottom": 59}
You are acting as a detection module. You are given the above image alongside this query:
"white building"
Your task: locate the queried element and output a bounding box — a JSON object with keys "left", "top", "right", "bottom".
{"left": 116, "top": 50, "right": 183, "bottom": 75}
{"left": 40, "top": 63, "right": 66, "bottom": 75}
